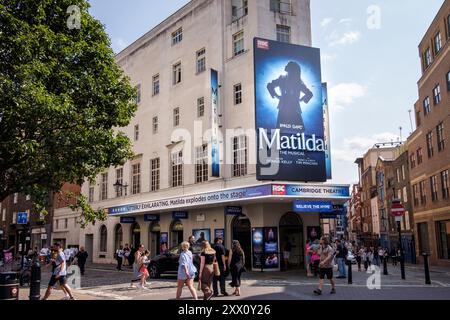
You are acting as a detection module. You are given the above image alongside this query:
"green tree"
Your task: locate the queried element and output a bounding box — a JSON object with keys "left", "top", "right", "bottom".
{"left": 0, "top": 0, "right": 137, "bottom": 227}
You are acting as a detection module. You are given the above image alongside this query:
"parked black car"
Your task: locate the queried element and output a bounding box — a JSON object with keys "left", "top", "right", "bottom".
{"left": 148, "top": 244, "right": 202, "bottom": 279}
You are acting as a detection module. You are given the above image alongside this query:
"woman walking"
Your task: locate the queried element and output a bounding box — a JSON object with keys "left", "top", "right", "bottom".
{"left": 176, "top": 242, "right": 198, "bottom": 300}
{"left": 305, "top": 240, "right": 313, "bottom": 277}
{"left": 199, "top": 241, "right": 216, "bottom": 300}
{"left": 310, "top": 240, "right": 320, "bottom": 277}
{"left": 356, "top": 247, "right": 363, "bottom": 272}
{"left": 228, "top": 240, "right": 245, "bottom": 296}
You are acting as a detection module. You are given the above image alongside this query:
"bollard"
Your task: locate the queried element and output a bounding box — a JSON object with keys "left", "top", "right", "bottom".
{"left": 383, "top": 255, "right": 388, "bottom": 275}
{"left": 347, "top": 259, "right": 353, "bottom": 284}
{"left": 29, "top": 259, "right": 41, "bottom": 300}
{"left": 422, "top": 252, "right": 431, "bottom": 285}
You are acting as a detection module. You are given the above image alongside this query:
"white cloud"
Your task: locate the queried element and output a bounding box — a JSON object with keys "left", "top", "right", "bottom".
{"left": 329, "top": 31, "right": 361, "bottom": 47}
{"left": 339, "top": 18, "right": 352, "bottom": 25}
{"left": 321, "top": 17, "right": 333, "bottom": 28}
{"left": 112, "top": 37, "right": 128, "bottom": 53}
{"left": 321, "top": 53, "right": 338, "bottom": 63}
{"left": 328, "top": 83, "right": 367, "bottom": 111}
{"left": 333, "top": 132, "right": 400, "bottom": 163}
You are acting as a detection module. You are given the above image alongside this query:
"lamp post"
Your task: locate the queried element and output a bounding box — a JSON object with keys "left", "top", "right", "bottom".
{"left": 113, "top": 180, "right": 129, "bottom": 197}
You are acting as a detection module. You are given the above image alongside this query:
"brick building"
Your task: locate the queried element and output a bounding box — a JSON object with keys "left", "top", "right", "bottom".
{"left": 408, "top": 0, "right": 450, "bottom": 266}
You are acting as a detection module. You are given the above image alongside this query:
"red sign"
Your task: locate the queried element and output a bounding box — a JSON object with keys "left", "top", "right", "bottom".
{"left": 391, "top": 202, "right": 405, "bottom": 217}
{"left": 272, "top": 184, "right": 286, "bottom": 196}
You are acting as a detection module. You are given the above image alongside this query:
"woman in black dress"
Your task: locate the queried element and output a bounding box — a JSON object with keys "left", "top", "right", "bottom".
{"left": 228, "top": 240, "right": 245, "bottom": 296}
{"left": 199, "top": 241, "right": 216, "bottom": 300}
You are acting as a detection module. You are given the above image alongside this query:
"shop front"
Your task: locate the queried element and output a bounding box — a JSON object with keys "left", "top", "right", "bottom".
{"left": 106, "top": 183, "right": 350, "bottom": 271}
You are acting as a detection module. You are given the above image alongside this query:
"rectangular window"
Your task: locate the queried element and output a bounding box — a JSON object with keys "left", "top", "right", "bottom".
{"left": 446, "top": 71, "right": 450, "bottom": 92}
{"left": 433, "top": 84, "right": 441, "bottom": 105}
{"left": 171, "top": 27, "right": 183, "bottom": 45}
{"left": 403, "top": 186, "right": 408, "bottom": 203}
{"left": 276, "top": 25, "right": 291, "bottom": 43}
{"left": 424, "top": 47, "right": 432, "bottom": 68}
{"left": 134, "top": 124, "right": 139, "bottom": 142}
{"left": 151, "top": 158, "right": 160, "bottom": 192}
{"left": 419, "top": 180, "right": 427, "bottom": 205}
{"left": 13, "top": 193, "right": 18, "bottom": 204}
{"left": 64, "top": 218, "right": 68, "bottom": 229}
{"left": 442, "top": 170, "right": 450, "bottom": 199}
{"left": 434, "top": 32, "right": 442, "bottom": 54}
{"left": 417, "top": 148, "right": 423, "bottom": 165}
{"left": 436, "top": 220, "right": 450, "bottom": 259}
{"left": 232, "top": 0, "right": 248, "bottom": 21}
{"left": 402, "top": 165, "right": 406, "bottom": 180}
{"left": 173, "top": 107, "right": 180, "bottom": 127}
{"left": 135, "top": 84, "right": 141, "bottom": 104}
{"left": 89, "top": 187, "right": 94, "bottom": 203}
{"left": 233, "top": 31, "right": 244, "bottom": 56}
{"left": 2, "top": 209, "right": 5, "bottom": 222}
{"left": 152, "top": 74, "right": 160, "bottom": 96}
{"left": 234, "top": 83, "right": 242, "bottom": 105}
{"left": 427, "top": 131, "right": 434, "bottom": 158}
{"left": 396, "top": 168, "right": 401, "bottom": 183}
{"left": 115, "top": 168, "right": 123, "bottom": 197}
{"left": 430, "top": 175, "right": 439, "bottom": 202}
{"left": 196, "top": 48, "right": 206, "bottom": 74}
{"left": 270, "top": 0, "right": 292, "bottom": 14}
{"left": 12, "top": 212, "right": 17, "bottom": 224}
{"left": 171, "top": 151, "right": 183, "bottom": 187}
{"left": 197, "top": 97, "right": 205, "bottom": 117}
{"left": 25, "top": 194, "right": 31, "bottom": 201}
{"left": 101, "top": 173, "right": 108, "bottom": 201}
{"left": 410, "top": 153, "right": 416, "bottom": 169}
{"left": 416, "top": 110, "right": 421, "bottom": 127}
{"left": 233, "top": 135, "right": 248, "bottom": 177}
{"left": 423, "top": 97, "right": 431, "bottom": 115}
{"left": 437, "top": 122, "right": 445, "bottom": 152}
{"left": 413, "top": 184, "right": 419, "bottom": 206}
{"left": 172, "top": 62, "right": 182, "bottom": 85}
{"left": 132, "top": 163, "right": 141, "bottom": 195}
{"left": 418, "top": 222, "right": 430, "bottom": 253}
{"left": 195, "top": 144, "right": 209, "bottom": 183}
{"left": 152, "top": 116, "right": 158, "bottom": 134}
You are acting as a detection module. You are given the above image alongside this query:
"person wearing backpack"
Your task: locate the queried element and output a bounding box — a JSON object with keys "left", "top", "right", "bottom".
{"left": 335, "top": 239, "right": 347, "bottom": 279}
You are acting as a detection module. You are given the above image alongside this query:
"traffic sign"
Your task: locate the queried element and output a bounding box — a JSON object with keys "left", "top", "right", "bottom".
{"left": 17, "top": 212, "right": 28, "bottom": 225}
{"left": 391, "top": 200, "right": 405, "bottom": 217}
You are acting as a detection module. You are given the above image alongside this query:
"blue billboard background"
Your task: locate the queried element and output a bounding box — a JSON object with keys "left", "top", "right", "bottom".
{"left": 254, "top": 38, "right": 326, "bottom": 182}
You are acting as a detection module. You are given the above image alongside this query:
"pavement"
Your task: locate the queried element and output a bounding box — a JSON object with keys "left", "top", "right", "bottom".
{"left": 15, "top": 262, "right": 450, "bottom": 300}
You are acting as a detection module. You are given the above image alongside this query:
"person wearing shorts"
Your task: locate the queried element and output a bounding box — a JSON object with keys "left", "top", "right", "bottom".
{"left": 314, "top": 237, "right": 336, "bottom": 296}
{"left": 42, "top": 243, "right": 75, "bottom": 300}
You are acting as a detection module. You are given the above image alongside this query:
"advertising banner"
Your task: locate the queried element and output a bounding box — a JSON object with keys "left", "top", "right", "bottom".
{"left": 322, "top": 83, "right": 332, "bottom": 179}
{"left": 214, "top": 229, "right": 225, "bottom": 243}
{"left": 225, "top": 206, "right": 243, "bottom": 215}
{"left": 144, "top": 214, "right": 160, "bottom": 222}
{"left": 172, "top": 211, "right": 189, "bottom": 220}
{"left": 271, "top": 184, "right": 350, "bottom": 198}
{"left": 193, "top": 229, "right": 211, "bottom": 244}
{"left": 293, "top": 200, "right": 333, "bottom": 213}
{"left": 254, "top": 38, "right": 326, "bottom": 182}
{"left": 211, "top": 69, "right": 220, "bottom": 177}
{"left": 160, "top": 233, "right": 168, "bottom": 253}
{"left": 252, "top": 228, "right": 264, "bottom": 269}
{"left": 306, "top": 226, "right": 321, "bottom": 242}
{"left": 120, "top": 217, "right": 136, "bottom": 224}
{"left": 264, "top": 227, "right": 279, "bottom": 269}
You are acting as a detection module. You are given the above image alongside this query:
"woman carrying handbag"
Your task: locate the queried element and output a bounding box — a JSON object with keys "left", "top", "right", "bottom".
{"left": 198, "top": 241, "right": 216, "bottom": 300}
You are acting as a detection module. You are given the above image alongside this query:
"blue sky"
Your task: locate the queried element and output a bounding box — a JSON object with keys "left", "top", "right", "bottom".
{"left": 88, "top": 0, "right": 444, "bottom": 185}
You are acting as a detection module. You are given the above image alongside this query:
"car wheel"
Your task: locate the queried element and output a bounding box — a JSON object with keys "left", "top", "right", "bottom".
{"left": 149, "top": 264, "right": 160, "bottom": 279}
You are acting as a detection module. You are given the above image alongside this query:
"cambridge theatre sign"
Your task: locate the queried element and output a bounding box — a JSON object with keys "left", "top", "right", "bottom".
{"left": 108, "top": 184, "right": 350, "bottom": 216}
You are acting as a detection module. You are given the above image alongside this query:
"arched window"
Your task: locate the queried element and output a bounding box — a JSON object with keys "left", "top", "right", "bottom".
{"left": 100, "top": 225, "right": 108, "bottom": 252}
{"left": 114, "top": 224, "right": 123, "bottom": 251}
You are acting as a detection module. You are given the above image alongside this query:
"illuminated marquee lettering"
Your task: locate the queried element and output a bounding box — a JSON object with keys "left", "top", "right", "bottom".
{"left": 259, "top": 129, "right": 325, "bottom": 152}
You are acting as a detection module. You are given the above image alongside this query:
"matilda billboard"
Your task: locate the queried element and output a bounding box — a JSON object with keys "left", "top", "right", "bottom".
{"left": 254, "top": 38, "right": 327, "bottom": 182}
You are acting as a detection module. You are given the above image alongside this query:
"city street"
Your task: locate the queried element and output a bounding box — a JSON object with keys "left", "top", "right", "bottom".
{"left": 18, "top": 263, "right": 450, "bottom": 300}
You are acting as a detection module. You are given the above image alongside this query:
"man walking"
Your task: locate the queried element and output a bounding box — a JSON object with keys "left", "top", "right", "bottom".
{"left": 115, "top": 246, "right": 124, "bottom": 271}
{"left": 335, "top": 239, "right": 347, "bottom": 279}
{"left": 314, "top": 237, "right": 336, "bottom": 295}
{"left": 212, "top": 237, "right": 228, "bottom": 297}
{"left": 42, "top": 243, "right": 75, "bottom": 300}
{"left": 75, "top": 247, "right": 88, "bottom": 276}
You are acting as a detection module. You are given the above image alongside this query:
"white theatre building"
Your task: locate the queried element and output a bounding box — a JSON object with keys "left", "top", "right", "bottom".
{"left": 53, "top": 0, "right": 350, "bottom": 271}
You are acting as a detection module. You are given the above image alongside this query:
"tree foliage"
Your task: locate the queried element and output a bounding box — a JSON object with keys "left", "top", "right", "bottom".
{"left": 0, "top": 0, "right": 137, "bottom": 226}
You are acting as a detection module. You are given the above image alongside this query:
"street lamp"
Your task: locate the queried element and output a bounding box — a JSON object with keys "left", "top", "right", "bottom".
{"left": 113, "top": 180, "right": 128, "bottom": 197}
